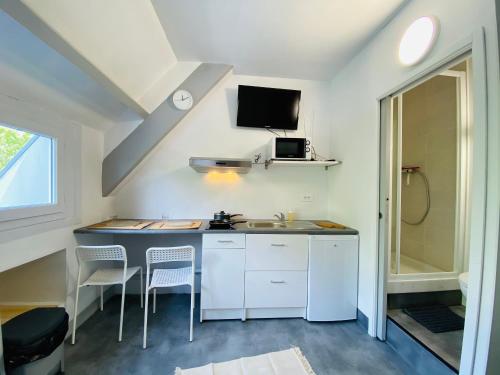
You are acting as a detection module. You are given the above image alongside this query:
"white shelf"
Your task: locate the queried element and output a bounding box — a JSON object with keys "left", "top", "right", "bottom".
{"left": 264, "top": 159, "right": 341, "bottom": 170}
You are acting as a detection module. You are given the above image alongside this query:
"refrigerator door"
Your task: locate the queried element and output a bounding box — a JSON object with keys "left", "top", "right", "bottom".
{"left": 307, "top": 235, "right": 359, "bottom": 321}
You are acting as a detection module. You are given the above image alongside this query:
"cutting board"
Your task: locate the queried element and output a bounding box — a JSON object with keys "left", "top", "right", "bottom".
{"left": 313, "top": 220, "right": 347, "bottom": 229}
{"left": 147, "top": 220, "right": 202, "bottom": 230}
{"left": 87, "top": 219, "right": 154, "bottom": 230}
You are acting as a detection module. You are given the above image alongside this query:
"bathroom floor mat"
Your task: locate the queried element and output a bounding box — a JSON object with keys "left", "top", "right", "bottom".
{"left": 403, "top": 305, "right": 464, "bottom": 333}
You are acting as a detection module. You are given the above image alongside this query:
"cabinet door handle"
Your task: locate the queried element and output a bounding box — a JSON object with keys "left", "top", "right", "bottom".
{"left": 217, "top": 240, "right": 234, "bottom": 243}
{"left": 270, "top": 243, "right": 286, "bottom": 247}
{"left": 270, "top": 280, "right": 286, "bottom": 284}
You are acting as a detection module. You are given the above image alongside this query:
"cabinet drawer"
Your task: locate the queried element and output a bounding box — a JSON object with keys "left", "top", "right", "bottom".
{"left": 245, "top": 271, "right": 307, "bottom": 308}
{"left": 203, "top": 234, "right": 246, "bottom": 249}
{"left": 246, "top": 234, "right": 308, "bottom": 270}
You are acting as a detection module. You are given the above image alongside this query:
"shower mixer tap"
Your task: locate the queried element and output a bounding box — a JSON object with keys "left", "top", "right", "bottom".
{"left": 402, "top": 165, "right": 420, "bottom": 185}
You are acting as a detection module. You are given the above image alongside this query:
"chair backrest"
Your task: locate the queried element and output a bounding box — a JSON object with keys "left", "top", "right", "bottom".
{"left": 76, "top": 245, "right": 127, "bottom": 263}
{"left": 146, "top": 246, "right": 194, "bottom": 265}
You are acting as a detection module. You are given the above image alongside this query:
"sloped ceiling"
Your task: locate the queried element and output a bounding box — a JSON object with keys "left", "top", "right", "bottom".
{"left": 0, "top": 10, "right": 141, "bottom": 131}
{"left": 153, "top": 0, "right": 406, "bottom": 80}
{"left": 1, "top": 0, "right": 178, "bottom": 116}
{"left": 0, "top": 0, "right": 408, "bottom": 131}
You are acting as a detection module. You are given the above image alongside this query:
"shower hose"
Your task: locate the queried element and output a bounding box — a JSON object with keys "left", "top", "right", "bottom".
{"left": 402, "top": 170, "right": 431, "bottom": 225}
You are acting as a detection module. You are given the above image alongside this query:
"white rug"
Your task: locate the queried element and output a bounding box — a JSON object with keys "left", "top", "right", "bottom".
{"left": 175, "top": 347, "right": 316, "bottom": 375}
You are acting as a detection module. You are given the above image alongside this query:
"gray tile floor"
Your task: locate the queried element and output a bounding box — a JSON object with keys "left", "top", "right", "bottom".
{"left": 66, "top": 295, "right": 412, "bottom": 375}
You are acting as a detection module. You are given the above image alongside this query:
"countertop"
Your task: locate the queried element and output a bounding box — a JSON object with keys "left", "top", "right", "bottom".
{"left": 74, "top": 219, "right": 358, "bottom": 235}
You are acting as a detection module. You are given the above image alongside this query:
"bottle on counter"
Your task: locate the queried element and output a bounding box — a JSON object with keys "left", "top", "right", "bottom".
{"left": 286, "top": 209, "right": 297, "bottom": 222}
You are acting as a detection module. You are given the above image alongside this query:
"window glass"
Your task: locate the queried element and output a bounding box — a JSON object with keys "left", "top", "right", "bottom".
{"left": 0, "top": 124, "right": 55, "bottom": 209}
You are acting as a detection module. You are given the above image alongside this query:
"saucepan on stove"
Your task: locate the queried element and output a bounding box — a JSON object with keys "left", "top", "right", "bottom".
{"left": 213, "top": 211, "right": 243, "bottom": 222}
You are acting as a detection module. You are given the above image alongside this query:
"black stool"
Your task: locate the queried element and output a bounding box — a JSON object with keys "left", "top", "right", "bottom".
{"left": 3, "top": 307, "right": 68, "bottom": 375}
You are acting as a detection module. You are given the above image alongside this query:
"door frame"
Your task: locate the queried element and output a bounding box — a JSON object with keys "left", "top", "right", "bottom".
{"left": 375, "top": 29, "right": 488, "bottom": 375}
{"left": 388, "top": 70, "right": 469, "bottom": 279}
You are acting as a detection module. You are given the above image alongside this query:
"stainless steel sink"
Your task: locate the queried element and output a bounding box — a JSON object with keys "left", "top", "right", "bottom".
{"left": 246, "top": 220, "right": 322, "bottom": 230}
{"left": 247, "top": 221, "right": 286, "bottom": 228}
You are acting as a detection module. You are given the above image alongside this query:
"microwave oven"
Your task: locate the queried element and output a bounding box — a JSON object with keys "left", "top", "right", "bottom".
{"left": 268, "top": 137, "right": 312, "bottom": 160}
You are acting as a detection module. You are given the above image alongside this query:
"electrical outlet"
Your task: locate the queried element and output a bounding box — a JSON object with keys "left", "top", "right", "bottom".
{"left": 302, "top": 194, "right": 313, "bottom": 202}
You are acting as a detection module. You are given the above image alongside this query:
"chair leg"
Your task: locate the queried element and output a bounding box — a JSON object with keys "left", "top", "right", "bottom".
{"left": 143, "top": 288, "right": 150, "bottom": 349}
{"left": 140, "top": 267, "right": 144, "bottom": 308}
{"left": 190, "top": 284, "right": 194, "bottom": 342}
{"left": 118, "top": 282, "right": 126, "bottom": 342}
{"left": 153, "top": 288, "right": 157, "bottom": 314}
{"left": 100, "top": 285, "right": 104, "bottom": 311}
{"left": 71, "top": 286, "right": 80, "bottom": 345}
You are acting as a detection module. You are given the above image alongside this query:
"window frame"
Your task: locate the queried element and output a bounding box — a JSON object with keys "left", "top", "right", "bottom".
{"left": 0, "top": 96, "right": 79, "bottom": 233}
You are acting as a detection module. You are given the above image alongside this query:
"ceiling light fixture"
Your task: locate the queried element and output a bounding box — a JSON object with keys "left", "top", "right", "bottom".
{"left": 399, "top": 16, "right": 439, "bottom": 66}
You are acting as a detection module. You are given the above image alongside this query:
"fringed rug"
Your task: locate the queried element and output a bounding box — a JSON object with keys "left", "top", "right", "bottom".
{"left": 175, "top": 347, "right": 316, "bottom": 375}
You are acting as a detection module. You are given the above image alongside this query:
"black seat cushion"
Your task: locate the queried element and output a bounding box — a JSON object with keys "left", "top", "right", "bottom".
{"left": 3, "top": 307, "right": 67, "bottom": 347}
{"left": 3, "top": 307, "right": 68, "bottom": 370}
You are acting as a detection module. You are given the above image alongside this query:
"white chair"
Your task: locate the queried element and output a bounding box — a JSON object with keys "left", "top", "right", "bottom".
{"left": 72, "top": 245, "right": 143, "bottom": 344}
{"left": 143, "top": 246, "right": 195, "bottom": 349}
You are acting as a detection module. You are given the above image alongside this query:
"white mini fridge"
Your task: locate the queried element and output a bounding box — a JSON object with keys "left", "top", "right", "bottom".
{"left": 307, "top": 235, "right": 359, "bottom": 321}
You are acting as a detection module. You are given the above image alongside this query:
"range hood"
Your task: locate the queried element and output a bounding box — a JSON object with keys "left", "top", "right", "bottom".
{"left": 189, "top": 157, "right": 252, "bottom": 174}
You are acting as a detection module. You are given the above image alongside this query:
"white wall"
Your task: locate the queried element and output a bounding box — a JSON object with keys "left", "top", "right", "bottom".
{"left": 326, "top": 0, "right": 500, "bottom": 367}
{"left": 104, "top": 61, "right": 201, "bottom": 155}
{"left": 112, "top": 73, "right": 334, "bottom": 220}
{"left": 0, "top": 113, "right": 114, "bottom": 321}
{"left": 0, "top": 250, "right": 66, "bottom": 304}
{"left": 138, "top": 61, "right": 201, "bottom": 115}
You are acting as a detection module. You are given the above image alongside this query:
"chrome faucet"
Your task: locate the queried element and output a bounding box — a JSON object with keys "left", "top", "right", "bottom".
{"left": 274, "top": 212, "right": 285, "bottom": 221}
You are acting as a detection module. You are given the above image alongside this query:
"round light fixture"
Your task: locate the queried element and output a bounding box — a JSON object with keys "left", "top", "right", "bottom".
{"left": 399, "top": 16, "right": 439, "bottom": 66}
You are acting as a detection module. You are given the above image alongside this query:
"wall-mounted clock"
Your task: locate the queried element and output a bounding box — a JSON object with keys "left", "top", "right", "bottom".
{"left": 172, "top": 89, "right": 193, "bottom": 110}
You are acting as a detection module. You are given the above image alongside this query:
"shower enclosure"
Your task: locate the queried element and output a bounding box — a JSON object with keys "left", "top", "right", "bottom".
{"left": 387, "top": 61, "right": 470, "bottom": 293}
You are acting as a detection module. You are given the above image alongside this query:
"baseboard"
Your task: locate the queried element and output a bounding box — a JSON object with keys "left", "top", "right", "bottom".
{"left": 245, "top": 307, "right": 306, "bottom": 319}
{"left": 356, "top": 308, "right": 369, "bottom": 331}
{"left": 201, "top": 308, "right": 243, "bottom": 321}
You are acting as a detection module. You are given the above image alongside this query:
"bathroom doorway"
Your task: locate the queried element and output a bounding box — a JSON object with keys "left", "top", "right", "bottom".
{"left": 389, "top": 60, "right": 470, "bottom": 288}
{"left": 379, "top": 57, "right": 472, "bottom": 373}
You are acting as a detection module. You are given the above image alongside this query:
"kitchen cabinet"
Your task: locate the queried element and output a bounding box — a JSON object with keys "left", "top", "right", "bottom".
{"left": 244, "top": 234, "right": 309, "bottom": 319}
{"left": 200, "top": 234, "right": 245, "bottom": 321}
{"left": 201, "top": 232, "right": 359, "bottom": 322}
{"left": 307, "top": 235, "right": 359, "bottom": 321}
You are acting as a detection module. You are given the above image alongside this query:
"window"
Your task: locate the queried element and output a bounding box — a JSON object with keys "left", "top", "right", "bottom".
{"left": 0, "top": 95, "right": 80, "bottom": 237}
{"left": 0, "top": 124, "right": 56, "bottom": 210}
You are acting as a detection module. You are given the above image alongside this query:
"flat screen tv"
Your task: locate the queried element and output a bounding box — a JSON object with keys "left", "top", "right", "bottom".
{"left": 236, "top": 85, "right": 301, "bottom": 130}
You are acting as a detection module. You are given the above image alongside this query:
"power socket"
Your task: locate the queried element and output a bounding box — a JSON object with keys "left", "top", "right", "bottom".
{"left": 302, "top": 194, "right": 313, "bottom": 202}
